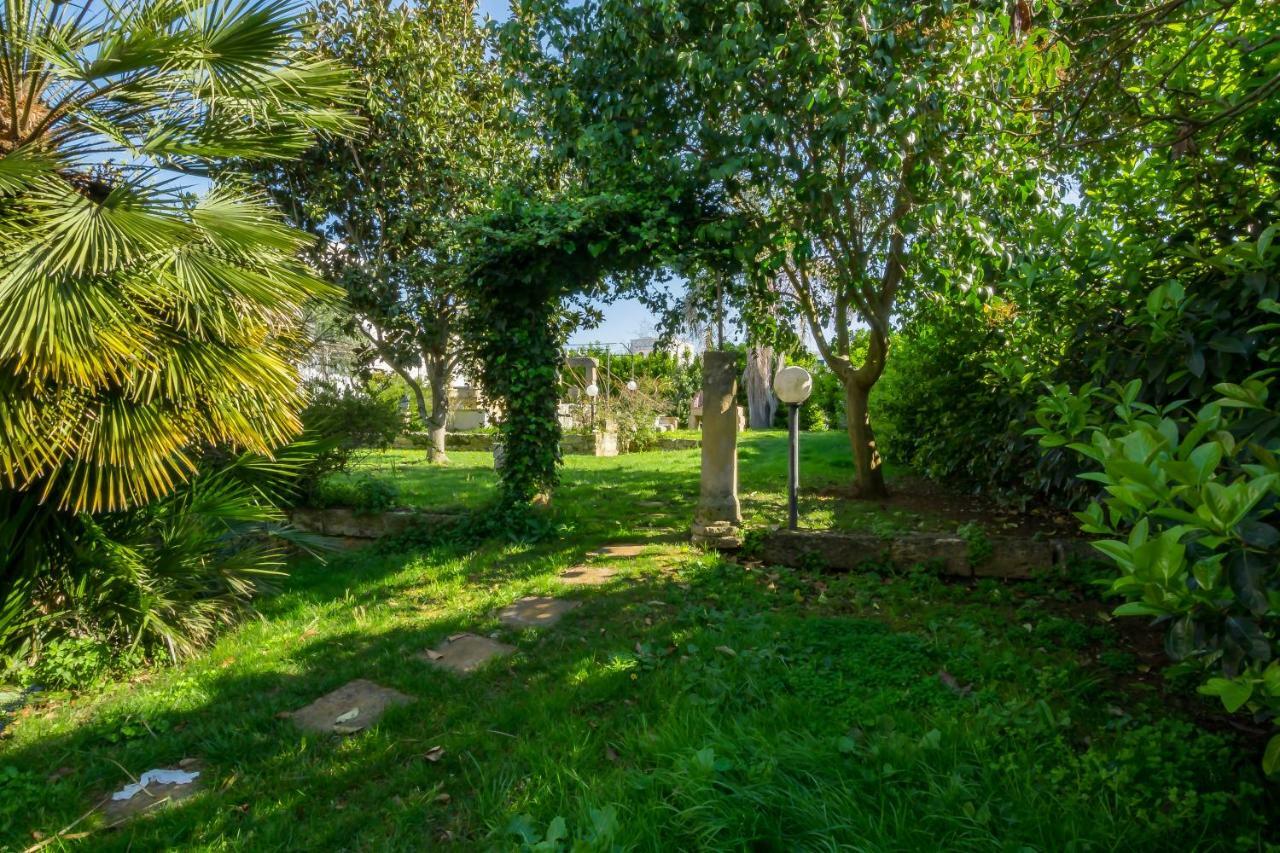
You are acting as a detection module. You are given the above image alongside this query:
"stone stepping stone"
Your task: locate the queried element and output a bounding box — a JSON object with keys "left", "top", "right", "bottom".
{"left": 498, "top": 596, "right": 580, "bottom": 629}
{"left": 589, "top": 544, "right": 646, "bottom": 558}
{"left": 558, "top": 565, "right": 618, "bottom": 586}
{"left": 420, "top": 633, "right": 514, "bottom": 674}
{"left": 287, "top": 679, "right": 415, "bottom": 734}
{"left": 100, "top": 759, "right": 202, "bottom": 823}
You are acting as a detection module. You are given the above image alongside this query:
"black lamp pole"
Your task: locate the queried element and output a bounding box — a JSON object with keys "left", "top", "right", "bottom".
{"left": 788, "top": 402, "right": 800, "bottom": 530}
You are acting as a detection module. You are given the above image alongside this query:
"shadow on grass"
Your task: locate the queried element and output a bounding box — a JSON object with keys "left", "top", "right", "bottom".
{"left": 0, "top": 558, "right": 774, "bottom": 849}
{"left": 5, "top": 544, "right": 1275, "bottom": 851}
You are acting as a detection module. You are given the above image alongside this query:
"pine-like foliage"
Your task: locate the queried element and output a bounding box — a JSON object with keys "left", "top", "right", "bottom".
{"left": 0, "top": 0, "right": 356, "bottom": 513}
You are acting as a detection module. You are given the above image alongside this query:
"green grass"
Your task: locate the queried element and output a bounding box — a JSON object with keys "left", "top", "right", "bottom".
{"left": 2, "top": 434, "right": 1276, "bottom": 850}
{"left": 345, "top": 431, "right": 933, "bottom": 535}
{"left": 339, "top": 449, "right": 501, "bottom": 510}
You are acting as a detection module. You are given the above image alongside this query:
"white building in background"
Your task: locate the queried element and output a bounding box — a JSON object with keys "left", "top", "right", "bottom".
{"left": 628, "top": 336, "right": 697, "bottom": 362}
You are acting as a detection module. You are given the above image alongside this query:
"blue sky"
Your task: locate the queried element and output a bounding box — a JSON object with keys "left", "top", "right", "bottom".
{"left": 476, "top": 0, "right": 511, "bottom": 20}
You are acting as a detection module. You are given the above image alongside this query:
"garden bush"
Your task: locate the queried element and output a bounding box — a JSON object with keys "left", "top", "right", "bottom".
{"left": 0, "top": 449, "right": 318, "bottom": 686}
{"left": 573, "top": 347, "right": 703, "bottom": 425}
{"left": 610, "top": 375, "right": 675, "bottom": 451}
{"left": 309, "top": 475, "right": 401, "bottom": 513}
{"left": 296, "top": 379, "right": 405, "bottom": 501}
{"left": 1033, "top": 287, "right": 1280, "bottom": 774}
{"left": 874, "top": 296, "right": 1081, "bottom": 505}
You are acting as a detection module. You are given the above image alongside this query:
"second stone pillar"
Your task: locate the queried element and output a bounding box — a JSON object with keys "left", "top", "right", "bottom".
{"left": 691, "top": 350, "right": 742, "bottom": 548}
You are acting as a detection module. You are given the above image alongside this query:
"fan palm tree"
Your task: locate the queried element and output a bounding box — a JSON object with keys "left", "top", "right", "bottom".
{"left": 0, "top": 0, "right": 356, "bottom": 514}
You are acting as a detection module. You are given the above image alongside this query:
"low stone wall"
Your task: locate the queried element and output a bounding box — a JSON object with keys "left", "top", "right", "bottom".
{"left": 447, "top": 432, "right": 496, "bottom": 452}
{"left": 289, "top": 507, "right": 461, "bottom": 539}
{"left": 654, "top": 437, "right": 700, "bottom": 451}
{"left": 755, "top": 528, "right": 1095, "bottom": 579}
{"left": 562, "top": 431, "right": 619, "bottom": 456}
{"left": 392, "top": 432, "right": 496, "bottom": 451}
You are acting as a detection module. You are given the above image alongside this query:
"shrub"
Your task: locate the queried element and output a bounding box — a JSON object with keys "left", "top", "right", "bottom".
{"left": 296, "top": 379, "right": 405, "bottom": 500}
{"left": 14, "top": 637, "right": 119, "bottom": 691}
{"left": 606, "top": 375, "right": 670, "bottom": 452}
{"left": 874, "top": 296, "right": 1080, "bottom": 506}
{"left": 1, "top": 449, "right": 318, "bottom": 683}
{"left": 572, "top": 348, "right": 702, "bottom": 424}
{"left": 1032, "top": 293, "right": 1280, "bottom": 774}
{"left": 310, "top": 475, "right": 401, "bottom": 513}
{"left": 800, "top": 402, "right": 829, "bottom": 432}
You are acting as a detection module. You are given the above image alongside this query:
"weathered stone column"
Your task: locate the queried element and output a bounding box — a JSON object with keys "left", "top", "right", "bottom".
{"left": 691, "top": 351, "right": 742, "bottom": 547}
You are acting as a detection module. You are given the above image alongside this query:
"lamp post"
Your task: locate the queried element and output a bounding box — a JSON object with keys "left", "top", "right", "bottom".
{"left": 772, "top": 366, "right": 813, "bottom": 530}
{"left": 585, "top": 383, "right": 599, "bottom": 428}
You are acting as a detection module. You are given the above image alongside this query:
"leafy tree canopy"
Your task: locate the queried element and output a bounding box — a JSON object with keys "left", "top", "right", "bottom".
{"left": 500, "top": 0, "right": 1061, "bottom": 496}
{"left": 252, "top": 0, "right": 527, "bottom": 461}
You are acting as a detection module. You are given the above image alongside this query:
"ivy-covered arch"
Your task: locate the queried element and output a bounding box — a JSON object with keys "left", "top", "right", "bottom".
{"left": 459, "top": 191, "right": 708, "bottom": 506}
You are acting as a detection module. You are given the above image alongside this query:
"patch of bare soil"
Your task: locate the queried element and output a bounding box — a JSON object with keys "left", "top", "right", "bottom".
{"left": 819, "top": 474, "right": 1081, "bottom": 537}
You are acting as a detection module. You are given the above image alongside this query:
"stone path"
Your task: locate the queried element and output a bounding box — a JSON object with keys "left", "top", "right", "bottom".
{"left": 589, "top": 544, "right": 647, "bottom": 558}
{"left": 287, "top": 679, "right": 415, "bottom": 734}
{"left": 498, "top": 596, "right": 580, "bottom": 629}
{"left": 557, "top": 565, "right": 617, "bottom": 586}
{"left": 420, "top": 633, "right": 514, "bottom": 674}
{"left": 72, "top": 543, "right": 653, "bottom": 829}
{"left": 100, "top": 759, "right": 203, "bottom": 824}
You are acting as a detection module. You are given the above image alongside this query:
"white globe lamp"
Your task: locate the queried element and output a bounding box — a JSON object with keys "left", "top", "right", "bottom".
{"left": 772, "top": 366, "right": 813, "bottom": 529}
{"left": 773, "top": 366, "right": 813, "bottom": 405}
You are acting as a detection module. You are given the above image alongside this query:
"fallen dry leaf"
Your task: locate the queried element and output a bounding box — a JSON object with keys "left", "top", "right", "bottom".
{"left": 715, "top": 645, "right": 737, "bottom": 657}
{"left": 424, "top": 649, "right": 444, "bottom": 661}
{"left": 435, "top": 792, "right": 452, "bottom": 804}
{"left": 424, "top": 745, "right": 445, "bottom": 762}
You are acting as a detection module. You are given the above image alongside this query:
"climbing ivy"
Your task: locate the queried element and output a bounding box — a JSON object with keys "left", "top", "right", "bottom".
{"left": 459, "top": 191, "right": 706, "bottom": 506}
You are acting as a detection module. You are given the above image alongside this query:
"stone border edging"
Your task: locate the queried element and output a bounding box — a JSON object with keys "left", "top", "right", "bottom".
{"left": 289, "top": 507, "right": 461, "bottom": 539}
{"left": 654, "top": 437, "right": 700, "bottom": 451}
{"left": 388, "top": 431, "right": 699, "bottom": 455}
{"left": 755, "top": 528, "right": 1096, "bottom": 579}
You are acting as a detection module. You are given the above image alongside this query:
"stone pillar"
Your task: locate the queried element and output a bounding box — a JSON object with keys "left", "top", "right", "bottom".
{"left": 565, "top": 356, "right": 598, "bottom": 389}
{"left": 691, "top": 351, "right": 742, "bottom": 547}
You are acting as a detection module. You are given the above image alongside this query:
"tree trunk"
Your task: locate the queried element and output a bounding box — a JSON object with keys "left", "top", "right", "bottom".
{"left": 744, "top": 346, "right": 777, "bottom": 429}
{"left": 424, "top": 355, "right": 450, "bottom": 464}
{"left": 843, "top": 379, "right": 888, "bottom": 499}
{"left": 392, "top": 366, "right": 432, "bottom": 439}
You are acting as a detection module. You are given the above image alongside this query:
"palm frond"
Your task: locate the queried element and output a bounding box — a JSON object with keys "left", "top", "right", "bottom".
{"left": 1, "top": 0, "right": 352, "bottom": 512}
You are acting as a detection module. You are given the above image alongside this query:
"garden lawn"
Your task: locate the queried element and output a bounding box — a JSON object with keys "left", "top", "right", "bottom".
{"left": 1, "top": 434, "right": 1276, "bottom": 850}
{"left": 342, "top": 431, "right": 951, "bottom": 536}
